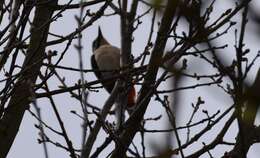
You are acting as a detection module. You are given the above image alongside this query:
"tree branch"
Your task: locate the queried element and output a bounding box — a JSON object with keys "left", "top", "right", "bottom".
{"left": 0, "top": 1, "right": 57, "bottom": 157}
{"left": 111, "top": 0, "right": 180, "bottom": 157}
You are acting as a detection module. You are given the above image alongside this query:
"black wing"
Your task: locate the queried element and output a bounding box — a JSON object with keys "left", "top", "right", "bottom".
{"left": 91, "top": 55, "right": 102, "bottom": 81}
{"left": 91, "top": 55, "right": 115, "bottom": 93}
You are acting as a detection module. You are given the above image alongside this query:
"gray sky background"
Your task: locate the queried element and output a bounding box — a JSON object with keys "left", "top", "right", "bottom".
{"left": 3, "top": 0, "right": 260, "bottom": 157}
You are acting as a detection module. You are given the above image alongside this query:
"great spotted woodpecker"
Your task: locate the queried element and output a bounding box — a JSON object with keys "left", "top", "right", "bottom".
{"left": 91, "top": 27, "right": 136, "bottom": 124}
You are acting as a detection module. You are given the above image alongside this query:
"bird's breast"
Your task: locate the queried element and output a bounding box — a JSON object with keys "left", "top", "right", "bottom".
{"left": 94, "top": 45, "right": 120, "bottom": 71}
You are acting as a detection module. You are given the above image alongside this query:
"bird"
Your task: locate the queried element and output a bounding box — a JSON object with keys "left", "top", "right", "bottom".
{"left": 91, "top": 27, "right": 121, "bottom": 93}
{"left": 91, "top": 27, "right": 136, "bottom": 127}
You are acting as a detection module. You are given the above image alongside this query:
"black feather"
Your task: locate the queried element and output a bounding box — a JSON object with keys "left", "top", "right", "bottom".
{"left": 91, "top": 55, "right": 102, "bottom": 81}
{"left": 91, "top": 55, "right": 115, "bottom": 93}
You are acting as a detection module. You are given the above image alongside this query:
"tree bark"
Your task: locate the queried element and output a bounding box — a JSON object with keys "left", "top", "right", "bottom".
{"left": 0, "top": 1, "right": 57, "bottom": 157}
{"left": 111, "top": 0, "right": 180, "bottom": 157}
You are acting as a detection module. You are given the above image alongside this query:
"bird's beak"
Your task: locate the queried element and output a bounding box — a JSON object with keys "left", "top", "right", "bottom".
{"left": 98, "top": 26, "right": 103, "bottom": 38}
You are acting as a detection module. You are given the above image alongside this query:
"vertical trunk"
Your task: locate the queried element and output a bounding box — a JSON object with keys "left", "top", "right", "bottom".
{"left": 0, "top": 1, "right": 57, "bottom": 157}
{"left": 111, "top": 0, "right": 179, "bottom": 157}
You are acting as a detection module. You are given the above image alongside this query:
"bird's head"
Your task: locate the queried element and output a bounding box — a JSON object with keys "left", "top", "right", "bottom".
{"left": 92, "top": 27, "right": 109, "bottom": 52}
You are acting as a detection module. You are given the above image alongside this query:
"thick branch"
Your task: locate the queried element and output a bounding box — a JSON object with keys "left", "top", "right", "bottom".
{"left": 81, "top": 82, "right": 121, "bottom": 158}
{"left": 111, "top": 0, "right": 180, "bottom": 157}
{"left": 0, "top": 1, "right": 57, "bottom": 157}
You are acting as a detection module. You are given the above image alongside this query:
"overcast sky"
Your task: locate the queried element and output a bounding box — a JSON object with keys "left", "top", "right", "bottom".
{"left": 4, "top": 0, "right": 260, "bottom": 157}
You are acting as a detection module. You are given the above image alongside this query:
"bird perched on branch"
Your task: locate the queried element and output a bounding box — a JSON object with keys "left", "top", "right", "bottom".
{"left": 91, "top": 27, "right": 136, "bottom": 127}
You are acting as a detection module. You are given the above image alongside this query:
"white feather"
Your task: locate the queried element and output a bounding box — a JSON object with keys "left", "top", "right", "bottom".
{"left": 94, "top": 44, "right": 121, "bottom": 80}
